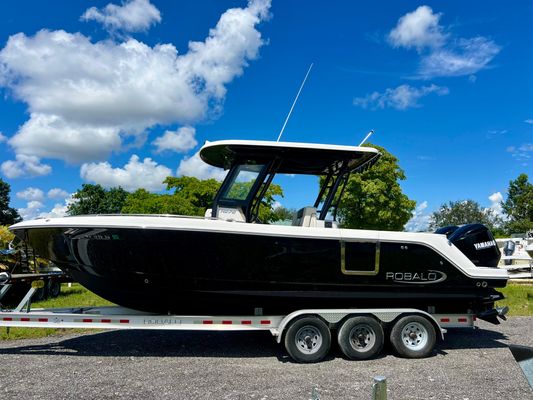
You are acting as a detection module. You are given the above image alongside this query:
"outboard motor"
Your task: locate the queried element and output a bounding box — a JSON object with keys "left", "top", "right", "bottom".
{"left": 447, "top": 223, "right": 501, "bottom": 268}
{"left": 503, "top": 240, "right": 516, "bottom": 266}
{"left": 435, "top": 225, "right": 460, "bottom": 237}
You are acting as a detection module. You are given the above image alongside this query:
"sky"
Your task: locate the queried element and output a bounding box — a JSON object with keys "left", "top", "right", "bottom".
{"left": 0, "top": 0, "right": 531, "bottom": 230}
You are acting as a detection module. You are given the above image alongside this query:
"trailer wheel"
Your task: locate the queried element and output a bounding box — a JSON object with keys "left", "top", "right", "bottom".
{"left": 390, "top": 315, "right": 436, "bottom": 358}
{"left": 337, "top": 316, "right": 384, "bottom": 360}
{"left": 284, "top": 316, "right": 331, "bottom": 363}
{"left": 48, "top": 280, "right": 61, "bottom": 298}
{"left": 32, "top": 287, "right": 46, "bottom": 302}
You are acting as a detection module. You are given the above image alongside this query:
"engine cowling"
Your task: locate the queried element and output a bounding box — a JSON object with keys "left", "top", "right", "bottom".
{"left": 443, "top": 224, "right": 501, "bottom": 268}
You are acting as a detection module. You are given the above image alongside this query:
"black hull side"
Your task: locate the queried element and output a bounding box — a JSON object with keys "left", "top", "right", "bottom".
{"left": 21, "top": 226, "right": 506, "bottom": 315}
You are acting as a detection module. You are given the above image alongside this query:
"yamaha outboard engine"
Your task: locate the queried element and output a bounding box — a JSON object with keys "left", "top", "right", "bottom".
{"left": 435, "top": 225, "right": 460, "bottom": 237}
{"left": 502, "top": 240, "right": 516, "bottom": 266}
{"left": 447, "top": 223, "right": 501, "bottom": 268}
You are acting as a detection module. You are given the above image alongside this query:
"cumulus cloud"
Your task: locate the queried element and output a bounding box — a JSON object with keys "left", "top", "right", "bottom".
{"left": 389, "top": 5, "right": 500, "bottom": 78}
{"left": 18, "top": 200, "right": 45, "bottom": 221}
{"left": 81, "top": 0, "right": 161, "bottom": 33}
{"left": 16, "top": 187, "right": 44, "bottom": 202}
{"left": 152, "top": 126, "right": 197, "bottom": 154}
{"left": 0, "top": 132, "right": 6, "bottom": 143}
{"left": 38, "top": 194, "right": 75, "bottom": 219}
{"left": 404, "top": 201, "right": 431, "bottom": 232}
{"left": 0, "top": 0, "right": 271, "bottom": 174}
{"left": 389, "top": 5, "right": 446, "bottom": 51}
{"left": 80, "top": 154, "right": 172, "bottom": 191}
{"left": 487, "top": 192, "right": 504, "bottom": 219}
{"left": 177, "top": 151, "right": 227, "bottom": 181}
{"left": 1, "top": 154, "right": 52, "bottom": 178}
{"left": 47, "top": 188, "right": 69, "bottom": 200}
{"left": 354, "top": 84, "right": 449, "bottom": 110}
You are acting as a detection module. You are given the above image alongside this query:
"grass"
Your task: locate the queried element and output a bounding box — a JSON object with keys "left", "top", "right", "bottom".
{"left": 0, "top": 283, "right": 113, "bottom": 340}
{"left": 496, "top": 282, "right": 533, "bottom": 316}
{"left": 0, "top": 282, "right": 531, "bottom": 341}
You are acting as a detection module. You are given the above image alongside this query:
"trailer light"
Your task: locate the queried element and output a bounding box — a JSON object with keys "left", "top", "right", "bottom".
{"left": 31, "top": 280, "right": 45, "bottom": 289}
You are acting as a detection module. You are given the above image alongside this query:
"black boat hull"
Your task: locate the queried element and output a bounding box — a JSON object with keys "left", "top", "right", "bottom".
{"left": 20, "top": 226, "right": 506, "bottom": 315}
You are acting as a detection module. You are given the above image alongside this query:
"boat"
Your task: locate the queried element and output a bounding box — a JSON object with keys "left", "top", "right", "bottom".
{"left": 8, "top": 140, "right": 508, "bottom": 321}
{"left": 496, "top": 232, "right": 533, "bottom": 279}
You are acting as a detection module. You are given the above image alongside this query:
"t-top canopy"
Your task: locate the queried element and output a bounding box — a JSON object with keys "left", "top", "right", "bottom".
{"left": 199, "top": 140, "right": 380, "bottom": 175}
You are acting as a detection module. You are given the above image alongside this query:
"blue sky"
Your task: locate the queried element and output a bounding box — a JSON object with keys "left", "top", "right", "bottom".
{"left": 0, "top": 0, "right": 531, "bottom": 230}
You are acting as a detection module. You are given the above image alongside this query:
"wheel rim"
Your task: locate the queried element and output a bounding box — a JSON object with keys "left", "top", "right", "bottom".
{"left": 295, "top": 325, "right": 323, "bottom": 354}
{"left": 401, "top": 321, "right": 428, "bottom": 350}
{"left": 348, "top": 323, "right": 376, "bottom": 352}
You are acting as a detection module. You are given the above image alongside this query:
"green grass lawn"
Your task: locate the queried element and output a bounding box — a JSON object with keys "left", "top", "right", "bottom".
{"left": 0, "top": 282, "right": 531, "bottom": 341}
{"left": 497, "top": 283, "right": 533, "bottom": 316}
{"left": 0, "top": 283, "right": 113, "bottom": 340}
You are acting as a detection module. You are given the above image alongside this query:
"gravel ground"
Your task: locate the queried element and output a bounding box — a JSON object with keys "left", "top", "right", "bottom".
{"left": 0, "top": 317, "right": 532, "bottom": 400}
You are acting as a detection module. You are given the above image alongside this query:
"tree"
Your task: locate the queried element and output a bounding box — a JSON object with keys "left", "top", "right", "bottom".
{"left": 334, "top": 144, "right": 416, "bottom": 230}
{"left": 0, "top": 178, "right": 21, "bottom": 225}
{"left": 502, "top": 173, "right": 533, "bottom": 234}
{"left": 122, "top": 189, "right": 197, "bottom": 215}
{"left": 68, "top": 184, "right": 129, "bottom": 215}
{"left": 429, "top": 200, "right": 501, "bottom": 231}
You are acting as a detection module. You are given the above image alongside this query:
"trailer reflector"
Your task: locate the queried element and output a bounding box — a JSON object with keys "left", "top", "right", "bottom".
{"left": 260, "top": 320, "right": 270, "bottom": 325}
{"left": 241, "top": 320, "right": 252, "bottom": 325}
{"left": 222, "top": 320, "right": 232, "bottom": 325}
{"left": 203, "top": 320, "right": 213, "bottom": 324}
{"left": 119, "top": 319, "right": 129, "bottom": 324}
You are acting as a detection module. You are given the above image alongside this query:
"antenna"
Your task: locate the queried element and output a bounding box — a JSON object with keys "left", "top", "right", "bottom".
{"left": 277, "top": 63, "right": 314, "bottom": 142}
{"left": 358, "top": 129, "right": 375, "bottom": 146}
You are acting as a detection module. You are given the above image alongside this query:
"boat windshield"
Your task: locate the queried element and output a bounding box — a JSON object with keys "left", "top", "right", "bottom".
{"left": 220, "top": 164, "right": 264, "bottom": 201}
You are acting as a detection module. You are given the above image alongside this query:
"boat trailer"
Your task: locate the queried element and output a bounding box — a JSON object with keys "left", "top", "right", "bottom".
{"left": 0, "top": 282, "right": 507, "bottom": 362}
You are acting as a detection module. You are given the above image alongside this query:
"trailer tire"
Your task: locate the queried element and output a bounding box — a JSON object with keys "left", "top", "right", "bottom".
{"left": 390, "top": 315, "right": 436, "bottom": 358}
{"left": 337, "top": 316, "right": 384, "bottom": 360}
{"left": 284, "top": 316, "right": 331, "bottom": 363}
{"left": 48, "top": 280, "right": 61, "bottom": 298}
{"left": 32, "top": 287, "right": 46, "bottom": 302}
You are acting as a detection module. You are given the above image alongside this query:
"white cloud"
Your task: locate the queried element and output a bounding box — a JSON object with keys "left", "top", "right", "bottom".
{"left": 404, "top": 201, "right": 431, "bottom": 232}
{"left": 80, "top": 154, "right": 172, "bottom": 191}
{"left": 389, "top": 6, "right": 446, "bottom": 51}
{"left": 152, "top": 126, "right": 197, "bottom": 154}
{"left": 81, "top": 0, "right": 161, "bottom": 33}
{"left": 487, "top": 191, "right": 504, "bottom": 219}
{"left": 39, "top": 194, "right": 75, "bottom": 219}
{"left": 10, "top": 114, "right": 122, "bottom": 164}
{"left": 0, "top": 132, "right": 6, "bottom": 143}
{"left": 354, "top": 84, "right": 448, "bottom": 110}
{"left": 177, "top": 151, "right": 227, "bottom": 181}
{"left": 0, "top": 0, "right": 271, "bottom": 171}
{"left": 507, "top": 143, "right": 533, "bottom": 165}
{"left": 1, "top": 154, "right": 52, "bottom": 178}
{"left": 47, "top": 188, "right": 69, "bottom": 200}
{"left": 16, "top": 187, "right": 44, "bottom": 202}
{"left": 18, "top": 200, "right": 45, "bottom": 221}
{"left": 389, "top": 6, "right": 500, "bottom": 78}
{"left": 39, "top": 203, "right": 69, "bottom": 219}
{"left": 419, "top": 37, "right": 501, "bottom": 78}
{"left": 525, "top": 119, "right": 533, "bottom": 124}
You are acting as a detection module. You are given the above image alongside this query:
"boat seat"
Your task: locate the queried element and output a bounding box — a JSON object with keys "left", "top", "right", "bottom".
{"left": 292, "top": 207, "right": 317, "bottom": 228}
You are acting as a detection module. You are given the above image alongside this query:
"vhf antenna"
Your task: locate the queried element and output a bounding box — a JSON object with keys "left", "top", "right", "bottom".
{"left": 358, "top": 129, "right": 375, "bottom": 146}
{"left": 276, "top": 63, "right": 314, "bottom": 142}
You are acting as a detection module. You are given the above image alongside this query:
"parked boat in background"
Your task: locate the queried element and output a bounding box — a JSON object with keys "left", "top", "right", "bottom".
{"left": 496, "top": 231, "right": 533, "bottom": 279}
